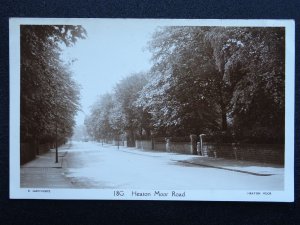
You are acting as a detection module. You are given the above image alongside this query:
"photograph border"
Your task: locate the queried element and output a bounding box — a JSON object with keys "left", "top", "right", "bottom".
{"left": 9, "top": 18, "right": 295, "bottom": 202}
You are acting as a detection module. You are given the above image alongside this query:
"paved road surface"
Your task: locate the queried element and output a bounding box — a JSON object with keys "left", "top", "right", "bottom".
{"left": 21, "top": 141, "right": 284, "bottom": 190}
{"left": 63, "top": 141, "right": 284, "bottom": 190}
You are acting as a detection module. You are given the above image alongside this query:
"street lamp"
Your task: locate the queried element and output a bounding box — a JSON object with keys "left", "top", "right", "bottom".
{"left": 53, "top": 79, "right": 58, "bottom": 164}
{"left": 55, "top": 118, "right": 58, "bottom": 163}
{"left": 49, "top": 75, "right": 59, "bottom": 164}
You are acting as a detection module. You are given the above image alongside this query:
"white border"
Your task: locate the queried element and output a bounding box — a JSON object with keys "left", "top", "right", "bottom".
{"left": 9, "top": 18, "right": 295, "bottom": 201}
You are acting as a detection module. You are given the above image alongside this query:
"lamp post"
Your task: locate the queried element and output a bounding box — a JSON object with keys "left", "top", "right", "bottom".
{"left": 49, "top": 76, "right": 59, "bottom": 164}
{"left": 55, "top": 118, "right": 58, "bottom": 163}
{"left": 54, "top": 79, "right": 58, "bottom": 164}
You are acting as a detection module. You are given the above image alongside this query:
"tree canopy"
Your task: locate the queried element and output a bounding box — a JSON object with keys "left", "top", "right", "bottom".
{"left": 21, "top": 25, "right": 87, "bottom": 144}
{"left": 86, "top": 26, "right": 285, "bottom": 144}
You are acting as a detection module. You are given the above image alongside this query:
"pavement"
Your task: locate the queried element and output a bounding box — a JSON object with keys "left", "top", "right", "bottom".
{"left": 22, "top": 149, "right": 67, "bottom": 168}
{"left": 175, "top": 157, "right": 283, "bottom": 176}
{"left": 21, "top": 144, "right": 77, "bottom": 188}
{"left": 118, "top": 147, "right": 284, "bottom": 176}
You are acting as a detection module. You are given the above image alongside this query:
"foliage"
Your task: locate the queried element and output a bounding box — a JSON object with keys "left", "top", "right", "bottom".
{"left": 85, "top": 73, "right": 150, "bottom": 144}
{"left": 21, "top": 25, "right": 86, "bottom": 144}
{"left": 86, "top": 26, "right": 285, "bottom": 144}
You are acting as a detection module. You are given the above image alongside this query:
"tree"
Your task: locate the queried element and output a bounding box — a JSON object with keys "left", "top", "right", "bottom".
{"left": 86, "top": 26, "right": 285, "bottom": 144}
{"left": 21, "top": 25, "right": 86, "bottom": 145}
{"left": 138, "top": 26, "right": 285, "bottom": 142}
{"left": 85, "top": 93, "right": 115, "bottom": 141}
{"left": 85, "top": 73, "right": 150, "bottom": 145}
{"left": 138, "top": 26, "right": 222, "bottom": 136}
{"left": 224, "top": 27, "right": 285, "bottom": 142}
{"left": 113, "top": 73, "right": 149, "bottom": 145}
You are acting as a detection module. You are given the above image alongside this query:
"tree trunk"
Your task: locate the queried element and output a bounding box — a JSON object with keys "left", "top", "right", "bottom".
{"left": 220, "top": 100, "right": 228, "bottom": 131}
{"left": 217, "top": 77, "right": 228, "bottom": 132}
{"left": 127, "top": 129, "right": 135, "bottom": 147}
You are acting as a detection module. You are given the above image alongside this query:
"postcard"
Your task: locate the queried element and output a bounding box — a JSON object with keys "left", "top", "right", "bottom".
{"left": 10, "top": 18, "right": 295, "bottom": 201}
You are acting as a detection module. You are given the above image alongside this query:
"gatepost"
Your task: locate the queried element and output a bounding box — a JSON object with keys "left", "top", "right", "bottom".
{"left": 199, "top": 134, "right": 206, "bottom": 156}
{"left": 151, "top": 138, "right": 154, "bottom": 150}
{"left": 197, "top": 142, "right": 202, "bottom": 155}
{"left": 190, "top": 134, "right": 197, "bottom": 155}
{"left": 165, "top": 138, "right": 171, "bottom": 152}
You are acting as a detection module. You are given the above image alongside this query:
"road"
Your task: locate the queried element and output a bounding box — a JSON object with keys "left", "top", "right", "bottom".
{"left": 58, "top": 141, "right": 284, "bottom": 190}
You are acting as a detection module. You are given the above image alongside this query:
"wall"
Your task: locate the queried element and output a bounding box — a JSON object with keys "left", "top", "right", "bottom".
{"left": 20, "top": 143, "right": 36, "bottom": 165}
{"left": 132, "top": 139, "right": 284, "bottom": 165}
{"left": 170, "top": 142, "right": 191, "bottom": 154}
{"left": 135, "top": 140, "right": 152, "bottom": 150}
{"left": 135, "top": 140, "right": 191, "bottom": 154}
{"left": 153, "top": 142, "right": 166, "bottom": 151}
{"left": 38, "top": 143, "right": 51, "bottom": 155}
{"left": 203, "top": 143, "right": 284, "bottom": 164}
{"left": 112, "top": 140, "right": 124, "bottom": 146}
{"left": 20, "top": 142, "right": 65, "bottom": 165}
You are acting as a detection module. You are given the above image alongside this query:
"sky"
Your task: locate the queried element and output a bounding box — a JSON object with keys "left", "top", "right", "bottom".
{"left": 61, "top": 21, "right": 159, "bottom": 126}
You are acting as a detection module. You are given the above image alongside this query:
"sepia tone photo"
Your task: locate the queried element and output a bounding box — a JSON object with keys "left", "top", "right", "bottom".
{"left": 10, "top": 19, "right": 294, "bottom": 201}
